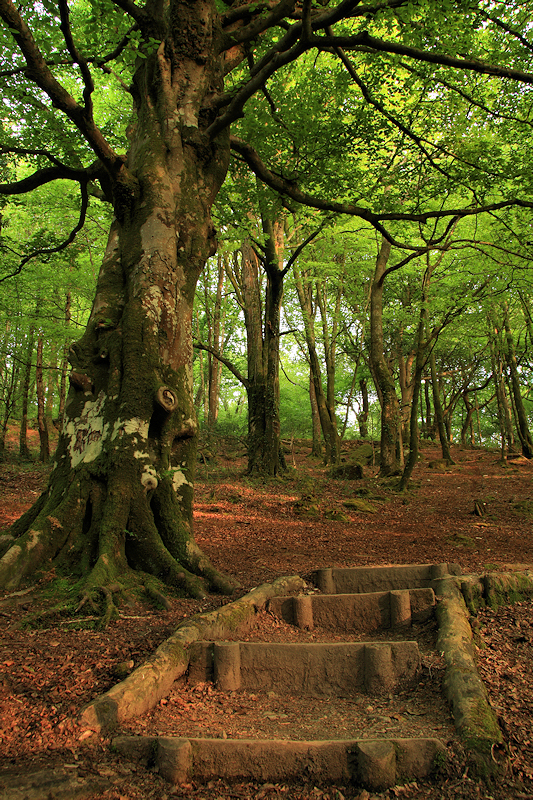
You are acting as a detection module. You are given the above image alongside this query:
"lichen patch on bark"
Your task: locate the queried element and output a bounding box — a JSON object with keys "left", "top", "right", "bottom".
{"left": 171, "top": 469, "right": 191, "bottom": 493}
{"left": 113, "top": 419, "right": 150, "bottom": 442}
{"left": 65, "top": 392, "right": 109, "bottom": 468}
{"left": 0, "top": 544, "right": 22, "bottom": 568}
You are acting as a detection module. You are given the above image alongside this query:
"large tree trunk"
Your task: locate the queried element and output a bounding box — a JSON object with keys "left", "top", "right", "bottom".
{"left": 0, "top": 2, "right": 235, "bottom": 606}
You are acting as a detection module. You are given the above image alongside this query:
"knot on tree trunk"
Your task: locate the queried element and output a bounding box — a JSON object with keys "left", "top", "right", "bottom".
{"left": 69, "top": 371, "right": 94, "bottom": 393}
{"left": 155, "top": 386, "right": 179, "bottom": 412}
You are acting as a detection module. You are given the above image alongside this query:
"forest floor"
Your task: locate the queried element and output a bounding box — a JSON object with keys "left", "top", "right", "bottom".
{"left": 0, "top": 432, "right": 533, "bottom": 800}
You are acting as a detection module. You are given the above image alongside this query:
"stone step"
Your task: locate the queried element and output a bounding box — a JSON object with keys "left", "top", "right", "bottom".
{"left": 313, "top": 562, "right": 461, "bottom": 594}
{"left": 268, "top": 587, "right": 435, "bottom": 633}
{"left": 113, "top": 734, "right": 446, "bottom": 792}
{"left": 188, "top": 640, "right": 420, "bottom": 696}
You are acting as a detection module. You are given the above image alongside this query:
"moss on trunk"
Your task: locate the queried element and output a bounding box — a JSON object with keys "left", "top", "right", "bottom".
{"left": 0, "top": 0, "right": 237, "bottom": 615}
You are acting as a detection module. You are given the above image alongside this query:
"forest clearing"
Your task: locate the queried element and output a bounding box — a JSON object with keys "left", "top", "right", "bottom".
{"left": 1, "top": 431, "right": 533, "bottom": 800}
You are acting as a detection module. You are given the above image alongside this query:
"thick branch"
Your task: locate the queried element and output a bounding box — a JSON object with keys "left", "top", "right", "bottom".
{"left": 58, "top": 0, "right": 95, "bottom": 113}
{"left": 220, "top": 0, "right": 297, "bottom": 50}
{"left": 0, "top": 162, "right": 96, "bottom": 195}
{"left": 318, "top": 31, "right": 533, "bottom": 84}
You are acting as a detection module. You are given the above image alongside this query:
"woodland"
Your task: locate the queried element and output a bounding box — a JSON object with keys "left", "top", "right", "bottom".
{"left": 0, "top": 0, "right": 533, "bottom": 614}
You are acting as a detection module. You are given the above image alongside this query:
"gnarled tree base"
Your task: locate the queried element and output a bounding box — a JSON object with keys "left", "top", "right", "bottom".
{"left": 0, "top": 457, "right": 238, "bottom": 625}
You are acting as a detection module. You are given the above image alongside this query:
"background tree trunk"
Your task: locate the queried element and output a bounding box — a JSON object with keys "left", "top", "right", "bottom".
{"left": 35, "top": 334, "right": 49, "bottom": 464}
{"left": 19, "top": 326, "right": 35, "bottom": 460}
{"left": 369, "top": 237, "right": 401, "bottom": 476}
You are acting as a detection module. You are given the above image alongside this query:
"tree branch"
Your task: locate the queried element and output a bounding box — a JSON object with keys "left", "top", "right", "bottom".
{"left": 0, "top": 0, "right": 122, "bottom": 173}
{"left": 58, "top": 0, "right": 95, "bottom": 114}
{"left": 329, "top": 39, "right": 455, "bottom": 181}
{"left": 230, "top": 136, "right": 533, "bottom": 248}
{"left": 193, "top": 341, "right": 249, "bottom": 387}
{"left": 0, "top": 182, "right": 89, "bottom": 284}
{"left": 317, "top": 31, "right": 533, "bottom": 84}
{"left": 0, "top": 154, "right": 106, "bottom": 196}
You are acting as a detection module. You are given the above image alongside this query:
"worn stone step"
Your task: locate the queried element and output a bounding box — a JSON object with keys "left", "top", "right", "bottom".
{"left": 313, "top": 562, "right": 461, "bottom": 594}
{"left": 268, "top": 587, "right": 435, "bottom": 633}
{"left": 188, "top": 640, "right": 420, "bottom": 696}
{"left": 113, "top": 734, "right": 446, "bottom": 792}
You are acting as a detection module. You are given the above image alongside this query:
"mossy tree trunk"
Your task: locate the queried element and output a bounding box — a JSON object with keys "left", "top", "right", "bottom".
{"left": 294, "top": 266, "right": 340, "bottom": 465}
{"left": 502, "top": 302, "right": 533, "bottom": 459}
{"left": 429, "top": 349, "right": 454, "bottom": 464}
{"left": 19, "top": 324, "right": 35, "bottom": 460}
{"left": 0, "top": 0, "right": 235, "bottom": 605}
{"left": 369, "top": 237, "right": 401, "bottom": 476}
{"left": 239, "top": 219, "right": 287, "bottom": 476}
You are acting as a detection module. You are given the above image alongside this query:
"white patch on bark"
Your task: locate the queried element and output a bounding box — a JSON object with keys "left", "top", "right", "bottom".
{"left": 172, "top": 469, "right": 191, "bottom": 493}
{"left": 26, "top": 529, "right": 41, "bottom": 551}
{"left": 112, "top": 418, "right": 149, "bottom": 442}
{"left": 66, "top": 392, "right": 109, "bottom": 468}
{"left": 141, "top": 467, "right": 158, "bottom": 490}
{"left": 0, "top": 544, "right": 22, "bottom": 568}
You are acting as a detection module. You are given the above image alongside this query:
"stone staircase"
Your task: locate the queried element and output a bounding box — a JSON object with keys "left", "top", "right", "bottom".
{"left": 113, "top": 563, "right": 465, "bottom": 792}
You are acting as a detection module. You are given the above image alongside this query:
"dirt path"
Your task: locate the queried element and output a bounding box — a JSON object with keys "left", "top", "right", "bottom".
{"left": 1, "top": 440, "right": 533, "bottom": 799}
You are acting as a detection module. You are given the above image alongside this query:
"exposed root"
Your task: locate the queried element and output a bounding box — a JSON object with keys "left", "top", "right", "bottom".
{"left": 100, "top": 585, "right": 120, "bottom": 628}
{"left": 143, "top": 581, "right": 172, "bottom": 610}
{"left": 76, "top": 591, "right": 99, "bottom": 614}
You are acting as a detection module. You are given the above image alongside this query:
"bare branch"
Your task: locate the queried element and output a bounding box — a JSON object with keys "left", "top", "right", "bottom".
{"left": 283, "top": 218, "right": 331, "bottom": 275}
{"left": 230, "top": 136, "right": 533, "bottom": 238}
{"left": 58, "top": 0, "right": 95, "bottom": 114}
{"left": 193, "top": 341, "right": 249, "bottom": 387}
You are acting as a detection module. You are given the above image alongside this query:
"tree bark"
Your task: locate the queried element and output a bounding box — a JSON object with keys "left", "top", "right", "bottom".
{"left": 369, "top": 237, "right": 401, "bottom": 476}
{"left": 358, "top": 378, "right": 370, "bottom": 438}
{"left": 399, "top": 271, "right": 430, "bottom": 491}
{"left": 0, "top": 1, "right": 235, "bottom": 606}
{"left": 429, "top": 349, "right": 454, "bottom": 464}
{"left": 309, "top": 370, "right": 322, "bottom": 456}
{"left": 19, "top": 325, "right": 35, "bottom": 460}
{"left": 57, "top": 292, "right": 71, "bottom": 432}
{"left": 206, "top": 255, "right": 225, "bottom": 430}
{"left": 294, "top": 267, "right": 340, "bottom": 465}
{"left": 503, "top": 303, "right": 533, "bottom": 458}
{"left": 35, "top": 334, "right": 50, "bottom": 464}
